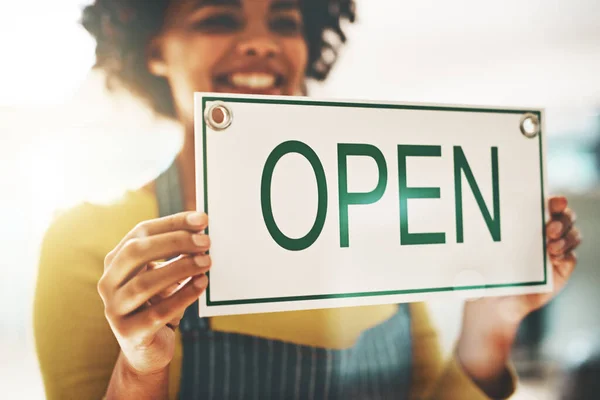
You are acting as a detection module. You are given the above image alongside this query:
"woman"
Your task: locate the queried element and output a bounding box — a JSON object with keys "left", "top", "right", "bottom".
{"left": 33, "top": 0, "right": 581, "bottom": 399}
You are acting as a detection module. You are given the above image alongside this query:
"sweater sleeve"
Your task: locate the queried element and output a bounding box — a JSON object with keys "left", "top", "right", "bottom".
{"left": 409, "top": 302, "right": 518, "bottom": 400}
{"left": 32, "top": 191, "right": 182, "bottom": 399}
{"left": 33, "top": 206, "right": 121, "bottom": 400}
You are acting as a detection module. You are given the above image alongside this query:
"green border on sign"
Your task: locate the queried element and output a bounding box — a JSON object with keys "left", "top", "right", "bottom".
{"left": 202, "top": 96, "right": 547, "bottom": 307}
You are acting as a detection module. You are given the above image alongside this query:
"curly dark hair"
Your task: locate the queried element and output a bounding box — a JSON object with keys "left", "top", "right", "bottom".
{"left": 81, "top": 0, "right": 356, "bottom": 118}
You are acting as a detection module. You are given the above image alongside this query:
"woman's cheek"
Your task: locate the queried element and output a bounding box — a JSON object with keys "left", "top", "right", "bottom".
{"left": 283, "top": 38, "right": 308, "bottom": 89}
{"left": 172, "top": 35, "right": 231, "bottom": 84}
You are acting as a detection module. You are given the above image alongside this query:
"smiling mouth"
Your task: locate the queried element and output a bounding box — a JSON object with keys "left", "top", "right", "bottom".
{"left": 214, "top": 71, "right": 286, "bottom": 95}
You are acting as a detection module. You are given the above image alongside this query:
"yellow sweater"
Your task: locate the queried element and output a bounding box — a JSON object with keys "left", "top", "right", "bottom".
{"left": 33, "top": 188, "right": 516, "bottom": 400}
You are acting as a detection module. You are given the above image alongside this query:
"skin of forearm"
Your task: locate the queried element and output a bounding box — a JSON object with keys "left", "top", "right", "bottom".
{"left": 105, "top": 352, "right": 170, "bottom": 400}
{"left": 457, "top": 321, "right": 518, "bottom": 398}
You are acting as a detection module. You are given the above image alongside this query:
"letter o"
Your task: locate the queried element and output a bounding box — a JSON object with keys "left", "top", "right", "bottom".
{"left": 261, "top": 140, "right": 328, "bottom": 251}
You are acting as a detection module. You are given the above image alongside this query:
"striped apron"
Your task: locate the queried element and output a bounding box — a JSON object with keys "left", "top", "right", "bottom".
{"left": 156, "top": 162, "right": 413, "bottom": 400}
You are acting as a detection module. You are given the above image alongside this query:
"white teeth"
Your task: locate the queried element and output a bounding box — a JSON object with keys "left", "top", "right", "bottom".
{"left": 230, "top": 73, "right": 276, "bottom": 89}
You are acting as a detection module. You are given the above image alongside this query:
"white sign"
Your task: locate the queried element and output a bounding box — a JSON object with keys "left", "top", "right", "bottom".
{"left": 194, "top": 93, "right": 551, "bottom": 317}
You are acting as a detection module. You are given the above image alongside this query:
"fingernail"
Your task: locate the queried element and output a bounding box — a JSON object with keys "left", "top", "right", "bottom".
{"left": 549, "top": 221, "right": 562, "bottom": 237}
{"left": 194, "top": 255, "right": 210, "bottom": 267}
{"left": 192, "top": 234, "right": 209, "bottom": 247}
{"left": 187, "top": 212, "right": 206, "bottom": 226}
{"left": 193, "top": 275, "right": 207, "bottom": 288}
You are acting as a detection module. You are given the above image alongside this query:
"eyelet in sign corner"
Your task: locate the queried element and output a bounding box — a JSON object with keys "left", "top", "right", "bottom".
{"left": 204, "top": 101, "right": 233, "bottom": 131}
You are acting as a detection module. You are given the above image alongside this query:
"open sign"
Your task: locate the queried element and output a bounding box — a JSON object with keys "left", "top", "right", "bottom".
{"left": 260, "top": 141, "right": 501, "bottom": 251}
{"left": 195, "top": 94, "right": 550, "bottom": 317}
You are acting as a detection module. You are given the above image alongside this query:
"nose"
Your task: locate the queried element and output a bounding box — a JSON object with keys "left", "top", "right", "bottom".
{"left": 236, "top": 36, "right": 280, "bottom": 59}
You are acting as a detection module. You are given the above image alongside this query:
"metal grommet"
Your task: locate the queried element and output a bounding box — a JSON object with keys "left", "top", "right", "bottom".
{"left": 204, "top": 101, "right": 233, "bottom": 131}
{"left": 520, "top": 113, "right": 540, "bottom": 138}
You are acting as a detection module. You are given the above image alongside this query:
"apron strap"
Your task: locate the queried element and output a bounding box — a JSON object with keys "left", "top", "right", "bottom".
{"left": 155, "top": 161, "right": 210, "bottom": 335}
{"left": 155, "top": 160, "right": 184, "bottom": 218}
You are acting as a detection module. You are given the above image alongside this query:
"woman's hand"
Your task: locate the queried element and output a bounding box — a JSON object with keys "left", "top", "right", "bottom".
{"left": 457, "top": 196, "right": 581, "bottom": 396}
{"left": 98, "top": 211, "right": 211, "bottom": 376}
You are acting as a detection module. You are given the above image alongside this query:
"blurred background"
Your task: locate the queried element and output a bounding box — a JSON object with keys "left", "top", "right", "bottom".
{"left": 1, "top": 0, "right": 599, "bottom": 398}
